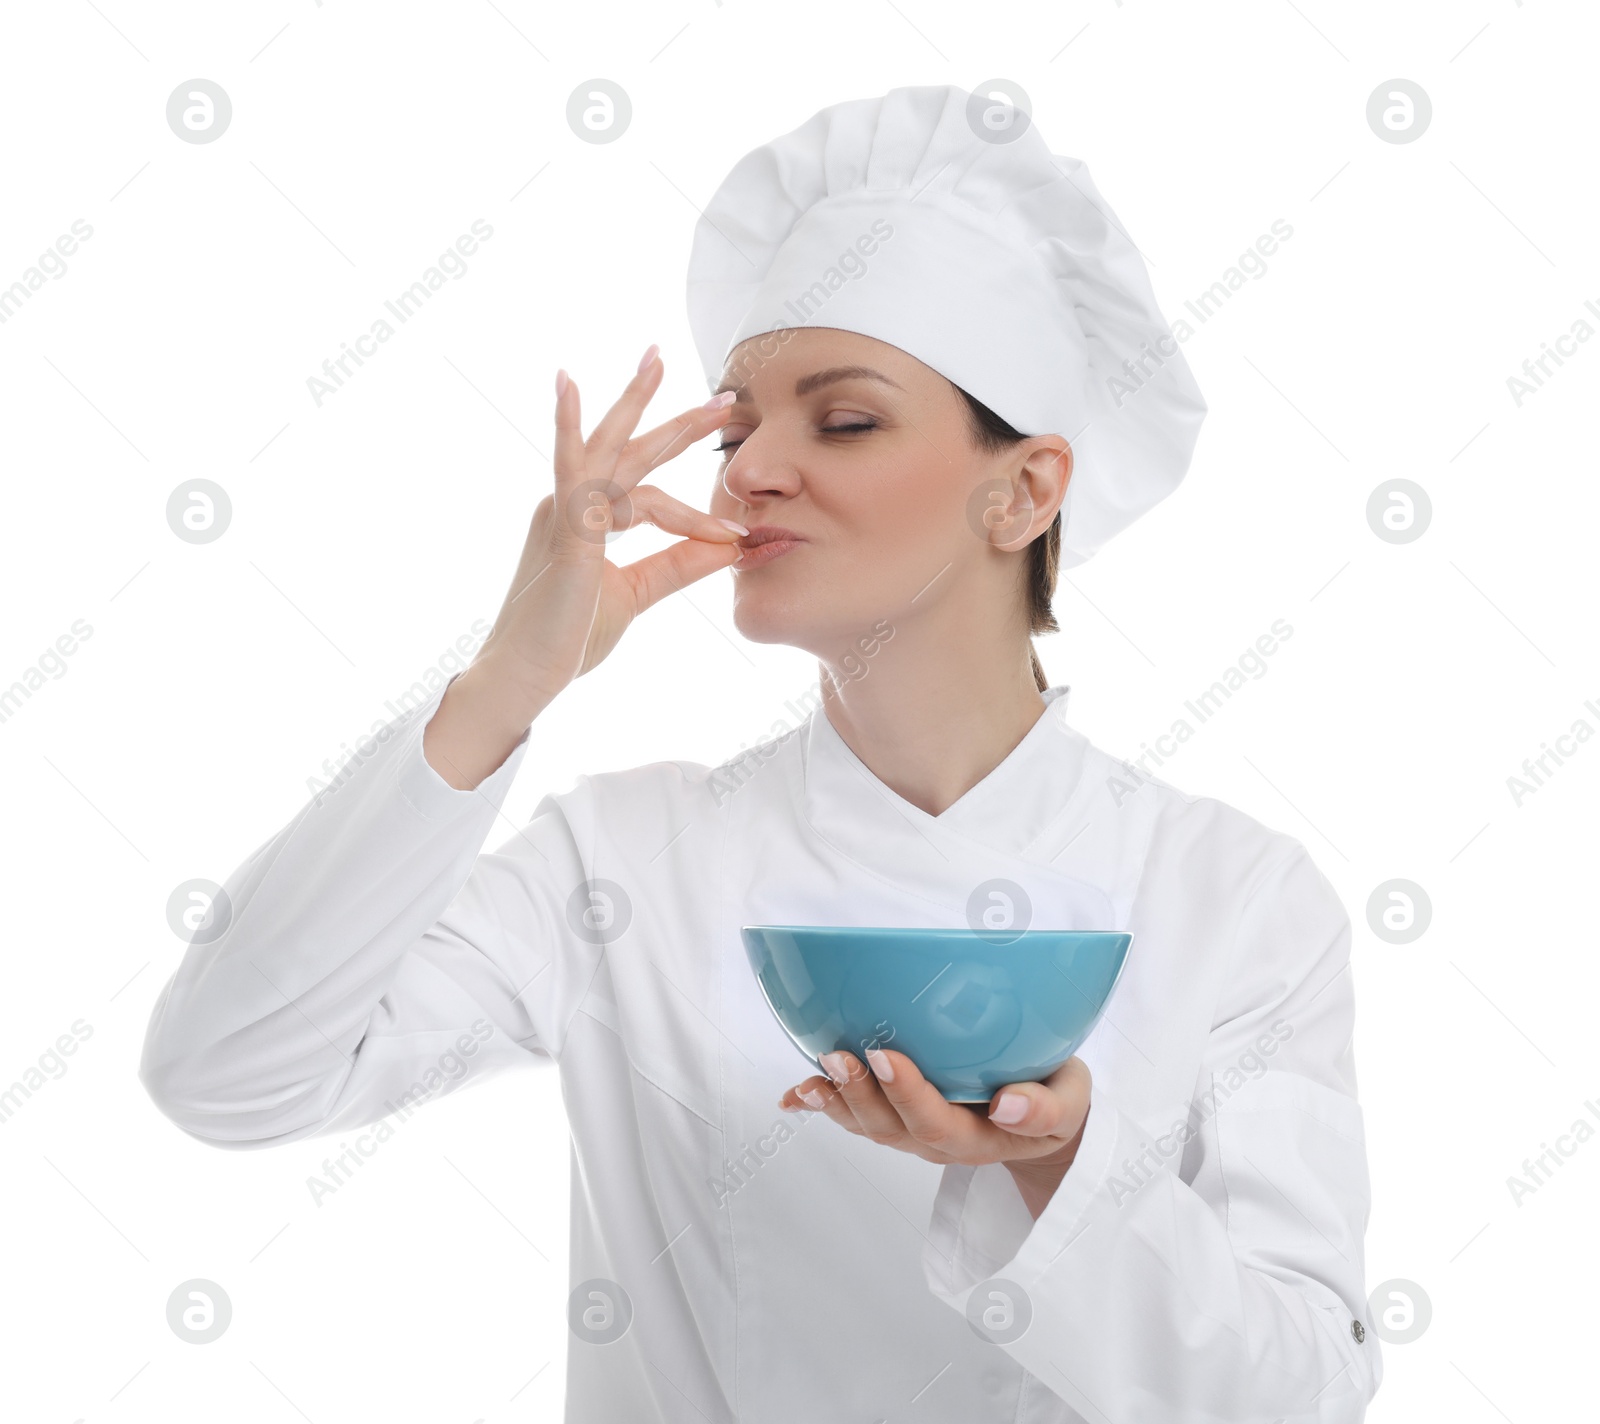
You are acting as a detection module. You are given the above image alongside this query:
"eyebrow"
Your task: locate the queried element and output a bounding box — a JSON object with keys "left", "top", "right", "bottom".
{"left": 714, "top": 365, "right": 905, "bottom": 400}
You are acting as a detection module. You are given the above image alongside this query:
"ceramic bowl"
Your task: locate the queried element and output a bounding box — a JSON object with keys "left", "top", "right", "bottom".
{"left": 741, "top": 925, "right": 1132, "bottom": 1103}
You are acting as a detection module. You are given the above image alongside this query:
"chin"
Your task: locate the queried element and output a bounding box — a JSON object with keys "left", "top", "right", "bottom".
{"left": 731, "top": 586, "right": 880, "bottom": 661}
{"left": 730, "top": 589, "right": 813, "bottom": 647}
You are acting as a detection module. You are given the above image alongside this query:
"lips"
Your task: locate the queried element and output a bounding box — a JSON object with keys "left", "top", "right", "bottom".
{"left": 737, "top": 525, "right": 807, "bottom": 549}
{"left": 733, "top": 525, "right": 806, "bottom": 570}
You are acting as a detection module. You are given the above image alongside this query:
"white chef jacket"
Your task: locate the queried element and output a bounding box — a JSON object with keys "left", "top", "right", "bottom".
{"left": 140, "top": 676, "right": 1382, "bottom": 1423}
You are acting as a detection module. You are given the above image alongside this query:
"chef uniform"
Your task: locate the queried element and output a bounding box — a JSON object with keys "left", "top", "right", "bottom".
{"left": 140, "top": 86, "right": 1382, "bottom": 1423}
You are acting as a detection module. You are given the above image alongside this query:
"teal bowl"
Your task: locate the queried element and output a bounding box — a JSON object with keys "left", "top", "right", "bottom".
{"left": 741, "top": 925, "right": 1132, "bottom": 1104}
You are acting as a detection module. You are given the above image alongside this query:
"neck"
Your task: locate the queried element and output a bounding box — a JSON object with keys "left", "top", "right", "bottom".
{"left": 816, "top": 623, "right": 1047, "bottom": 818}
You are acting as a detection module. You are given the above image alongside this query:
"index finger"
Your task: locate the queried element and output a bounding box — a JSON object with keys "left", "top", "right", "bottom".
{"left": 615, "top": 394, "right": 738, "bottom": 489}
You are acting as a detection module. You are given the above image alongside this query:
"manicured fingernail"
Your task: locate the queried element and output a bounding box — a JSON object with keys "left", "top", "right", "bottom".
{"left": 865, "top": 1048, "right": 893, "bottom": 1082}
{"left": 716, "top": 518, "right": 749, "bottom": 535}
{"left": 821, "top": 1052, "right": 850, "bottom": 1086}
{"left": 638, "top": 343, "right": 659, "bottom": 374}
{"left": 800, "top": 1088, "right": 826, "bottom": 1110}
{"left": 991, "top": 1092, "right": 1028, "bottom": 1125}
{"left": 555, "top": 368, "right": 568, "bottom": 398}
{"left": 703, "top": 389, "right": 736, "bottom": 409}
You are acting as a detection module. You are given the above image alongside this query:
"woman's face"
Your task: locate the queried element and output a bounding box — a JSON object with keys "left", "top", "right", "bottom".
{"left": 707, "top": 326, "right": 1070, "bottom": 660}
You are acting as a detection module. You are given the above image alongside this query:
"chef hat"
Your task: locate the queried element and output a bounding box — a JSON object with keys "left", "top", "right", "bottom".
{"left": 685, "top": 84, "right": 1206, "bottom": 570}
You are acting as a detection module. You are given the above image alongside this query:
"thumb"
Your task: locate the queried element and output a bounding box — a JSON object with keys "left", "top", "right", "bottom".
{"left": 625, "top": 535, "right": 741, "bottom": 614}
{"left": 987, "top": 1056, "right": 1091, "bottom": 1138}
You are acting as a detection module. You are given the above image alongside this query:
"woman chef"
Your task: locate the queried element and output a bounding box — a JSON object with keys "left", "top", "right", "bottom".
{"left": 141, "top": 85, "right": 1382, "bottom": 1422}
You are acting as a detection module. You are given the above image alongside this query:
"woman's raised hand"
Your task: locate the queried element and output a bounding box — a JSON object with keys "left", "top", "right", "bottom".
{"left": 423, "top": 348, "right": 744, "bottom": 789}
{"left": 490, "top": 347, "right": 745, "bottom": 699}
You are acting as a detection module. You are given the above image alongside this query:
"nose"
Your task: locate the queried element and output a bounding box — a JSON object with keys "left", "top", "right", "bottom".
{"left": 718, "top": 429, "right": 802, "bottom": 511}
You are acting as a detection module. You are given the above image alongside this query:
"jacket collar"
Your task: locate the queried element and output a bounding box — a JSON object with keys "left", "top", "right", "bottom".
{"left": 803, "top": 684, "right": 1081, "bottom": 853}
{"left": 789, "top": 683, "right": 1144, "bottom": 928}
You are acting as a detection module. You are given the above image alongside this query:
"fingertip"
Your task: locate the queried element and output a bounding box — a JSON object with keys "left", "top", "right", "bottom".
{"left": 989, "top": 1089, "right": 1031, "bottom": 1127}
{"left": 884, "top": 1047, "right": 917, "bottom": 1082}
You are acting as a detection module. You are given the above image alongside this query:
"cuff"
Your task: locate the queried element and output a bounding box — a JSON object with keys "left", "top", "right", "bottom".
{"left": 394, "top": 672, "right": 533, "bottom": 821}
{"left": 923, "top": 1084, "right": 1126, "bottom": 1301}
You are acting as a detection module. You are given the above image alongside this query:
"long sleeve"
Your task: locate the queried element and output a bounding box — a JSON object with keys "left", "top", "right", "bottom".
{"left": 921, "top": 845, "right": 1382, "bottom": 1423}
{"left": 140, "top": 675, "right": 596, "bottom": 1150}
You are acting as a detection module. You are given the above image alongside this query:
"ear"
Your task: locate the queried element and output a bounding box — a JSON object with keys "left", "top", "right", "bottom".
{"left": 988, "top": 437, "right": 1072, "bottom": 554}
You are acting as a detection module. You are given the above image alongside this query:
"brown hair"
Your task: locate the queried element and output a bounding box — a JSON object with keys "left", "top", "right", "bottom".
{"left": 953, "top": 384, "right": 1062, "bottom": 692}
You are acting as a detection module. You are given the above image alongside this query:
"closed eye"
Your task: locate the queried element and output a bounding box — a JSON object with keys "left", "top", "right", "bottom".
{"left": 715, "top": 419, "right": 879, "bottom": 455}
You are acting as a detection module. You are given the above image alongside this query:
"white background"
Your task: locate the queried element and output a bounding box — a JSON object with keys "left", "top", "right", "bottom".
{"left": 2, "top": 1, "right": 1595, "bottom": 1420}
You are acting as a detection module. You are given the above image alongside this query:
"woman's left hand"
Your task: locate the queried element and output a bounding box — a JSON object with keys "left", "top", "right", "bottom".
{"left": 780, "top": 1048, "right": 1092, "bottom": 1210}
